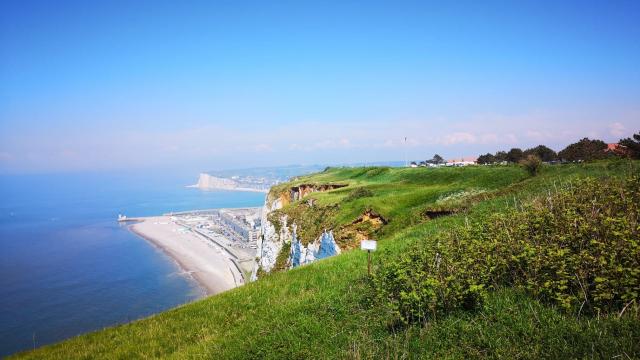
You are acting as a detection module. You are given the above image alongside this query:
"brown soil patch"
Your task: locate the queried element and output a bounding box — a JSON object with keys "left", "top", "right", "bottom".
{"left": 351, "top": 209, "right": 388, "bottom": 226}
{"left": 336, "top": 209, "right": 388, "bottom": 250}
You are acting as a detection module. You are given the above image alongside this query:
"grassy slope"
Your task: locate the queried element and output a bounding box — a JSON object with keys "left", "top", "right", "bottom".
{"left": 15, "top": 161, "right": 640, "bottom": 359}
{"left": 269, "top": 165, "right": 528, "bottom": 247}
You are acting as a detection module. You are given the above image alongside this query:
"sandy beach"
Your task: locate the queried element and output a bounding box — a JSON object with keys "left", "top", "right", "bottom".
{"left": 130, "top": 216, "right": 242, "bottom": 295}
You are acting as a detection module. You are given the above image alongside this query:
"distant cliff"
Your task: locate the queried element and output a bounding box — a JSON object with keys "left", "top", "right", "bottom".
{"left": 188, "top": 173, "right": 268, "bottom": 193}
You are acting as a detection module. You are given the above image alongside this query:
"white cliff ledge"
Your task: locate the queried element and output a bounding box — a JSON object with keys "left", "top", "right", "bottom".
{"left": 252, "top": 183, "right": 343, "bottom": 280}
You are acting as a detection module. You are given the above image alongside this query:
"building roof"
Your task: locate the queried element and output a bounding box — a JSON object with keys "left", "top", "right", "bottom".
{"left": 606, "top": 143, "right": 627, "bottom": 154}
{"left": 607, "top": 143, "right": 620, "bottom": 151}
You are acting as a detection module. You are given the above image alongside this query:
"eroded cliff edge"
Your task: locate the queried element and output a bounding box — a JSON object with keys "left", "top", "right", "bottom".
{"left": 252, "top": 183, "right": 348, "bottom": 279}
{"left": 252, "top": 181, "right": 388, "bottom": 280}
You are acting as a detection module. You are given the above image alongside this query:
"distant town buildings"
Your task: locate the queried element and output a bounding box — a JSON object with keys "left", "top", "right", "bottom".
{"left": 445, "top": 157, "right": 478, "bottom": 167}
{"left": 170, "top": 208, "right": 262, "bottom": 251}
{"left": 218, "top": 209, "right": 261, "bottom": 244}
{"left": 409, "top": 156, "right": 478, "bottom": 168}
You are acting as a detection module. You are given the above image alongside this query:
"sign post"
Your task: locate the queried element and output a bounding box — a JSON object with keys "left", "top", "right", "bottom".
{"left": 360, "top": 239, "right": 377, "bottom": 276}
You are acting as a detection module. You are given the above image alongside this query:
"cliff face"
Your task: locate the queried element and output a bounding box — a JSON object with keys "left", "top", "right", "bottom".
{"left": 253, "top": 184, "right": 344, "bottom": 279}
{"left": 290, "top": 227, "right": 341, "bottom": 268}
{"left": 191, "top": 173, "right": 269, "bottom": 193}
{"left": 193, "top": 173, "right": 238, "bottom": 190}
{"left": 253, "top": 197, "right": 288, "bottom": 276}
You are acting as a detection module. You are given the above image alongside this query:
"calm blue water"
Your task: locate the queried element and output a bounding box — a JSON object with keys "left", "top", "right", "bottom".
{"left": 0, "top": 173, "right": 265, "bottom": 357}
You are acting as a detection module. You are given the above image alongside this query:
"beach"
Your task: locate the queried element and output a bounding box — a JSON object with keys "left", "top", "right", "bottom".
{"left": 130, "top": 216, "right": 243, "bottom": 295}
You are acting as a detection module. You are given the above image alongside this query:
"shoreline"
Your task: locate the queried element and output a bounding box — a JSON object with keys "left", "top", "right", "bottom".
{"left": 129, "top": 225, "right": 210, "bottom": 296}
{"left": 128, "top": 216, "right": 242, "bottom": 296}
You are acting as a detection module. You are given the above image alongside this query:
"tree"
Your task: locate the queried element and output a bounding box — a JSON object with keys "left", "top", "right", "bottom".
{"left": 558, "top": 138, "right": 607, "bottom": 161}
{"left": 619, "top": 132, "right": 640, "bottom": 159}
{"left": 494, "top": 151, "right": 508, "bottom": 163}
{"left": 506, "top": 148, "right": 524, "bottom": 163}
{"left": 477, "top": 153, "right": 496, "bottom": 164}
{"left": 430, "top": 154, "right": 445, "bottom": 164}
{"left": 520, "top": 155, "right": 542, "bottom": 176}
{"left": 524, "top": 145, "right": 558, "bottom": 162}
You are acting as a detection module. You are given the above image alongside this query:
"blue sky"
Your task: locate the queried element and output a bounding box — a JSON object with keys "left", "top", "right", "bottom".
{"left": 1, "top": 0, "right": 639, "bottom": 174}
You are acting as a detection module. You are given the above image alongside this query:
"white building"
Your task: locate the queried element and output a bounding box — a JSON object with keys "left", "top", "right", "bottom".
{"left": 446, "top": 157, "right": 477, "bottom": 167}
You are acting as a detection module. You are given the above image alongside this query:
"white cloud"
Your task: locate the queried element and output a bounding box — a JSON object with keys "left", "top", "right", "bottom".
{"left": 439, "top": 132, "right": 477, "bottom": 145}
{"left": 480, "top": 133, "right": 499, "bottom": 143}
{"left": 504, "top": 133, "right": 518, "bottom": 144}
{"left": 288, "top": 137, "right": 354, "bottom": 152}
{"left": 435, "top": 132, "right": 511, "bottom": 146}
{"left": 254, "top": 143, "right": 274, "bottom": 152}
{"left": 609, "top": 122, "right": 625, "bottom": 137}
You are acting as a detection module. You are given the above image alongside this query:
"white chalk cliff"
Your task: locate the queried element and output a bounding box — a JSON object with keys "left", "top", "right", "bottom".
{"left": 252, "top": 185, "right": 342, "bottom": 280}
{"left": 191, "top": 173, "right": 238, "bottom": 190}
{"left": 289, "top": 227, "right": 340, "bottom": 268}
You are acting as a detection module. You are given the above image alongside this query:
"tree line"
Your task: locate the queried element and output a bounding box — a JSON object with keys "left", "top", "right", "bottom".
{"left": 477, "top": 131, "right": 640, "bottom": 164}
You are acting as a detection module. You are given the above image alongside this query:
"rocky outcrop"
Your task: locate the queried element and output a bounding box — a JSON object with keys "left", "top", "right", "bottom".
{"left": 252, "top": 183, "right": 347, "bottom": 279}
{"left": 252, "top": 197, "right": 290, "bottom": 279}
{"left": 289, "top": 227, "right": 341, "bottom": 268}
{"left": 334, "top": 209, "right": 388, "bottom": 251}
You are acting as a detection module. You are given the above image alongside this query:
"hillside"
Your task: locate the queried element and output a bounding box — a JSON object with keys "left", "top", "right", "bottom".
{"left": 15, "top": 161, "right": 640, "bottom": 359}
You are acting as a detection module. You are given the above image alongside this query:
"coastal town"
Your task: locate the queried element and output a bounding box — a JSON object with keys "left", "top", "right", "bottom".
{"left": 126, "top": 207, "right": 262, "bottom": 295}
{"left": 170, "top": 208, "right": 261, "bottom": 255}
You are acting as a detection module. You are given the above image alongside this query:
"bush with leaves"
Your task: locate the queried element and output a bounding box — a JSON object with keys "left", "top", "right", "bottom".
{"left": 524, "top": 144, "right": 558, "bottom": 162}
{"left": 372, "top": 175, "right": 640, "bottom": 325}
{"left": 506, "top": 148, "right": 524, "bottom": 163}
{"left": 477, "top": 153, "right": 496, "bottom": 165}
{"left": 619, "top": 132, "right": 640, "bottom": 159}
{"left": 520, "top": 154, "right": 542, "bottom": 176}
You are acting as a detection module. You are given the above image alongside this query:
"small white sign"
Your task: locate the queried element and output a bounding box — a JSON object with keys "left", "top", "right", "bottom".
{"left": 361, "top": 239, "right": 377, "bottom": 251}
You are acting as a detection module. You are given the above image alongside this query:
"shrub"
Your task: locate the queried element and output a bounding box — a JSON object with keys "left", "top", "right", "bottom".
{"left": 619, "top": 131, "right": 640, "bottom": 159}
{"left": 520, "top": 154, "right": 542, "bottom": 176}
{"left": 373, "top": 175, "right": 640, "bottom": 325}
{"left": 345, "top": 187, "right": 374, "bottom": 201}
{"left": 373, "top": 243, "right": 487, "bottom": 325}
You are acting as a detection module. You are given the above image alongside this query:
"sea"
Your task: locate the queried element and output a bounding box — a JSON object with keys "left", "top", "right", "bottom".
{"left": 0, "top": 172, "right": 266, "bottom": 357}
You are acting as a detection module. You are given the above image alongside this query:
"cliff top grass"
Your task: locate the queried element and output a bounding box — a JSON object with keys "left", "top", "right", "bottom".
{"left": 14, "top": 160, "right": 640, "bottom": 359}
{"left": 268, "top": 165, "right": 531, "bottom": 247}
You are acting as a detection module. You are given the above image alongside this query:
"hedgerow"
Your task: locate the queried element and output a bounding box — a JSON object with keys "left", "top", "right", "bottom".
{"left": 373, "top": 175, "right": 640, "bottom": 325}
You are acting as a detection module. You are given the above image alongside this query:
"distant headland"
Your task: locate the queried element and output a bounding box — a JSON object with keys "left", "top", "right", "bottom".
{"left": 187, "top": 173, "right": 269, "bottom": 193}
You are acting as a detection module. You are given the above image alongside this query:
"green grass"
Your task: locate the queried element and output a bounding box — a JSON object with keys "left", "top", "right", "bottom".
{"left": 268, "top": 165, "right": 528, "bottom": 247}
{"left": 14, "top": 161, "right": 640, "bottom": 359}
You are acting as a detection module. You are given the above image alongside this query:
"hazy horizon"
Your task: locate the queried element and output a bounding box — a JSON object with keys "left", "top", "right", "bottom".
{"left": 1, "top": 1, "right": 639, "bottom": 175}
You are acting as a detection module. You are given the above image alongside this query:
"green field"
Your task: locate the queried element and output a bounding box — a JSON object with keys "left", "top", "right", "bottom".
{"left": 15, "top": 161, "right": 640, "bottom": 359}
